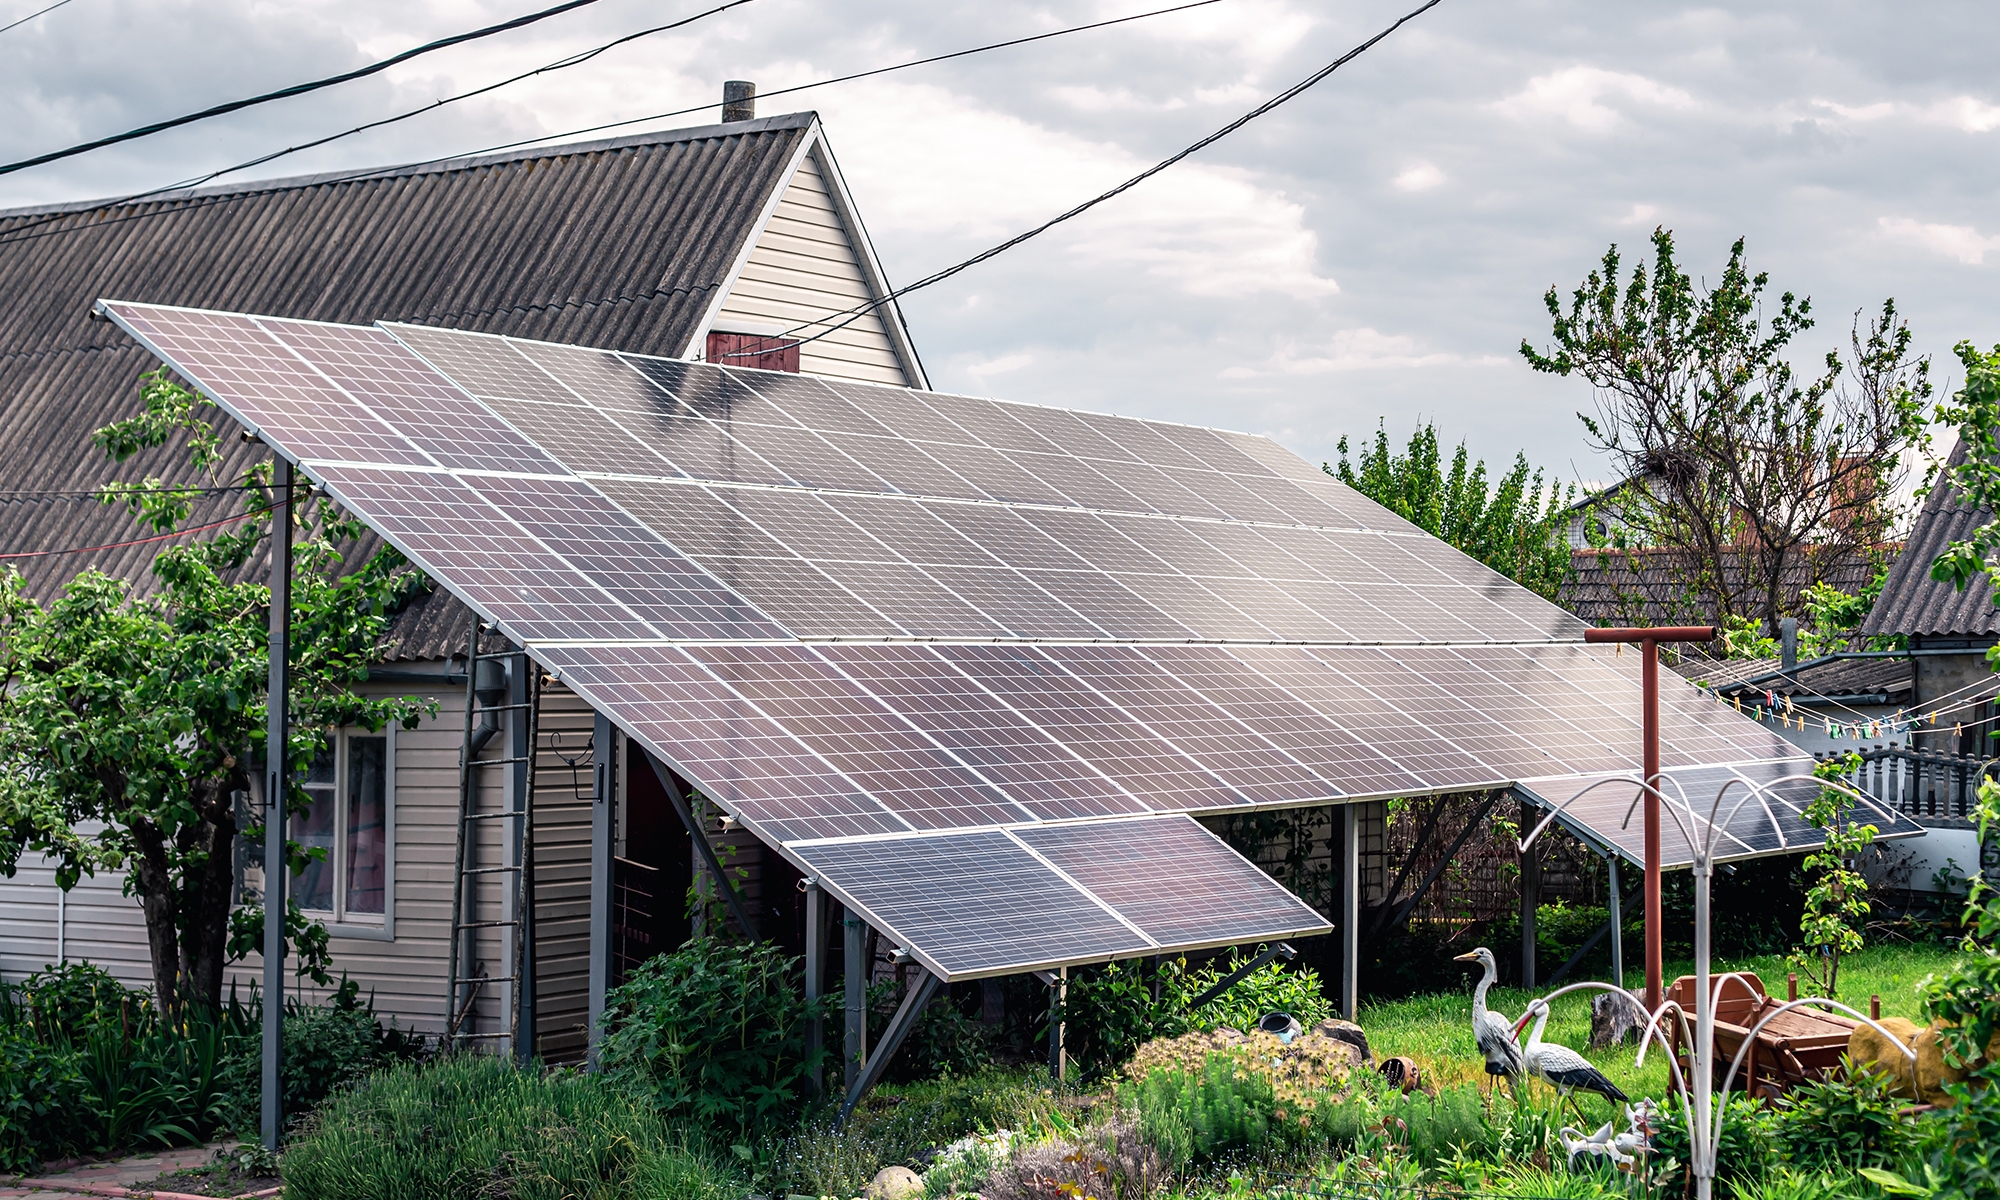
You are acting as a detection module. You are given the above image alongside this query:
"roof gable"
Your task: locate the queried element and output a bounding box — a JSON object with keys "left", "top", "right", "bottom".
{"left": 1862, "top": 438, "right": 2000, "bottom": 638}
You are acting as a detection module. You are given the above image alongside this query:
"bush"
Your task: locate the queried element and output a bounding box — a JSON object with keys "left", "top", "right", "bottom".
{"left": 598, "top": 937, "right": 828, "bottom": 1136}
{"left": 1185, "top": 949, "right": 1332, "bottom": 1033}
{"left": 987, "top": 1115, "right": 1166, "bottom": 1200}
{"left": 1909, "top": 1063, "right": 2000, "bottom": 1200}
{"left": 873, "top": 981, "right": 994, "bottom": 1084}
{"left": 212, "top": 979, "right": 427, "bottom": 1134}
{"left": 283, "top": 1054, "right": 739, "bottom": 1200}
{"left": 1058, "top": 960, "right": 1191, "bottom": 1081}
{"left": 1769, "top": 1059, "right": 1914, "bottom": 1172}
{"left": 1122, "top": 1032, "right": 1366, "bottom": 1166}
{"left": 0, "top": 1028, "right": 87, "bottom": 1171}
{"left": 1381, "top": 1084, "right": 1492, "bottom": 1167}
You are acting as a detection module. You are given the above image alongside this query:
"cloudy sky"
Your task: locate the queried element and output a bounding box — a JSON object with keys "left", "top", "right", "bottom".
{"left": 2, "top": 0, "right": 1994, "bottom": 487}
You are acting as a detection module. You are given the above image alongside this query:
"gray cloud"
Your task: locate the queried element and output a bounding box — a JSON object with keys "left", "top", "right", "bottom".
{"left": 3, "top": 0, "right": 1994, "bottom": 489}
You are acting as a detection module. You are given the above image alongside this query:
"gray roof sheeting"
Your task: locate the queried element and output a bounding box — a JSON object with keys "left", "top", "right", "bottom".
{"left": 0, "top": 115, "right": 817, "bottom": 659}
{"left": 1863, "top": 439, "right": 2000, "bottom": 638}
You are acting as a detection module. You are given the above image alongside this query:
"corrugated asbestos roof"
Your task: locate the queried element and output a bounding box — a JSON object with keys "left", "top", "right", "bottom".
{"left": 1559, "top": 546, "right": 1879, "bottom": 628}
{"left": 1673, "top": 652, "right": 1914, "bottom": 703}
{"left": 0, "top": 114, "right": 816, "bottom": 660}
{"left": 1863, "top": 439, "right": 2000, "bottom": 639}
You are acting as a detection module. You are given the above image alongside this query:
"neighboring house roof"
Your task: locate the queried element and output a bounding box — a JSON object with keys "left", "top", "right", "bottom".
{"left": 1673, "top": 652, "right": 1915, "bottom": 705}
{"left": 1559, "top": 546, "right": 1881, "bottom": 629}
{"left": 1861, "top": 439, "right": 1999, "bottom": 639}
{"left": 0, "top": 112, "right": 924, "bottom": 658}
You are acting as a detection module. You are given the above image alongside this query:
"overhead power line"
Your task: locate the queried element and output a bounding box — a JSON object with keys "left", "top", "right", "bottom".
{"left": 0, "top": 0, "right": 613, "bottom": 178}
{"left": 0, "top": 0, "right": 1222, "bottom": 249}
{"left": 721, "top": 0, "right": 1447, "bottom": 361}
{"left": 0, "top": 502, "right": 275, "bottom": 560}
{"left": 0, "top": 0, "right": 76, "bottom": 36}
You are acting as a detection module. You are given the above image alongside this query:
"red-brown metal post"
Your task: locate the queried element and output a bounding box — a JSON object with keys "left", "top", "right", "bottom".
{"left": 1583, "top": 626, "right": 1715, "bottom": 1013}
{"left": 1642, "top": 637, "right": 1661, "bottom": 1012}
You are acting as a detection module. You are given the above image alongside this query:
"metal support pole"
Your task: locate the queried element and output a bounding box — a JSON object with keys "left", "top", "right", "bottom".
{"left": 1643, "top": 637, "right": 1662, "bottom": 1012}
{"left": 644, "top": 753, "right": 756, "bottom": 938}
{"left": 1520, "top": 796, "right": 1539, "bottom": 990}
{"left": 844, "top": 909, "right": 866, "bottom": 1087}
{"left": 586, "top": 713, "right": 614, "bottom": 1070}
{"left": 1049, "top": 967, "right": 1067, "bottom": 1083}
{"left": 804, "top": 880, "right": 823, "bottom": 1094}
{"left": 260, "top": 460, "right": 293, "bottom": 1152}
{"left": 1340, "top": 803, "right": 1359, "bottom": 1020}
{"left": 1188, "top": 942, "right": 1296, "bottom": 1010}
{"left": 1608, "top": 856, "right": 1625, "bottom": 990}
{"left": 839, "top": 969, "right": 939, "bottom": 1126}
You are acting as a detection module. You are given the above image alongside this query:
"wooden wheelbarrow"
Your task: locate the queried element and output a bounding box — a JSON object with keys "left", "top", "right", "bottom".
{"left": 1666, "top": 972, "right": 1856, "bottom": 1100}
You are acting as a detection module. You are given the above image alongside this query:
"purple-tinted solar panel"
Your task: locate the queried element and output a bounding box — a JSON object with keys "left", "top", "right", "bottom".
{"left": 101, "top": 302, "right": 429, "bottom": 466}
{"left": 1040, "top": 645, "right": 1332, "bottom": 805}
{"left": 816, "top": 644, "right": 1149, "bottom": 821}
{"left": 309, "top": 464, "right": 659, "bottom": 643}
{"left": 1014, "top": 816, "right": 1330, "bottom": 948}
{"left": 938, "top": 645, "right": 1243, "bottom": 810}
{"left": 535, "top": 643, "right": 906, "bottom": 843}
{"left": 262, "top": 319, "right": 565, "bottom": 474}
{"left": 685, "top": 644, "right": 1030, "bottom": 830}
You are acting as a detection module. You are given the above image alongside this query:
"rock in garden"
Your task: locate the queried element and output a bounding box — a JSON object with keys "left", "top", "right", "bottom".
{"left": 865, "top": 1165, "right": 924, "bottom": 1200}
{"left": 1310, "top": 1018, "right": 1371, "bottom": 1063}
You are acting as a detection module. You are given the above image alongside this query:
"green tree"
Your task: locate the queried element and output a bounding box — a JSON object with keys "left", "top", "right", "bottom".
{"left": 1331, "top": 420, "right": 1576, "bottom": 599}
{"left": 1523, "top": 228, "right": 1931, "bottom": 635}
{"left": 0, "top": 369, "right": 432, "bottom": 1014}
{"left": 1787, "top": 754, "right": 1876, "bottom": 997}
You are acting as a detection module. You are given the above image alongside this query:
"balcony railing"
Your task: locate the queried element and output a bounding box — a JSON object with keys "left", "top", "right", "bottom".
{"left": 1815, "top": 744, "right": 1995, "bottom": 821}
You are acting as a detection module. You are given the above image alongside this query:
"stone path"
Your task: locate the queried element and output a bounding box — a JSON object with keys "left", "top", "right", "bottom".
{"left": 0, "top": 1143, "right": 274, "bottom": 1199}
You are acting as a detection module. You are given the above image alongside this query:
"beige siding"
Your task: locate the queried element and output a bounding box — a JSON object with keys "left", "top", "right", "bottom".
{"left": 0, "top": 849, "right": 153, "bottom": 987}
{"left": 528, "top": 682, "right": 597, "bottom": 1062}
{"left": 710, "top": 148, "right": 912, "bottom": 387}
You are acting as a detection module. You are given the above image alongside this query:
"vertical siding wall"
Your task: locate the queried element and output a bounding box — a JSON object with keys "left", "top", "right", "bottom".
{"left": 529, "top": 681, "right": 597, "bottom": 1062}
{"left": 710, "top": 148, "right": 911, "bottom": 386}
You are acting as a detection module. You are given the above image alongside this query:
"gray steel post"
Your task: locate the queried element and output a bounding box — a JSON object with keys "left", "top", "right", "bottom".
{"left": 804, "top": 880, "right": 823, "bottom": 1094}
{"left": 261, "top": 460, "right": 293, "bottom": 1152}
{"left": 586, "top": 713, "right": 614, "bottom": 1069}
{"left": 1340, "top": 803, "right": 1359, "bottom": 1020}
{"left": 844, "top": 909, "right": 867, "bottom": 1086}
{"left": 1608, "top": 856, "right": 1624, "bottom": 990}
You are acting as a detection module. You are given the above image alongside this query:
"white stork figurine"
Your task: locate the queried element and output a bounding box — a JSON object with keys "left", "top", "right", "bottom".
{"left": 1452, "top": 946, "right": 1525, "bottom": 1099}
{"left": 1514, "top": 997, "right": 1629, "bottom": 1119}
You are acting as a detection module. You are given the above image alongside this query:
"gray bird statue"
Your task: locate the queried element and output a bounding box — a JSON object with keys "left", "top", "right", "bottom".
{"left": 1453, "top": 946, "right": 1525, "bottom": 1099}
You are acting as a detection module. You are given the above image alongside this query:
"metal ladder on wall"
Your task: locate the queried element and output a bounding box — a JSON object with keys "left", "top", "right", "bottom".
{"left": 446, "top": 618, "right": 542, "bottom": 1056}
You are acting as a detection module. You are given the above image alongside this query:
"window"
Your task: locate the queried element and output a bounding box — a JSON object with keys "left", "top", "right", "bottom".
{"left": 292, "top": 729, "right": 393, "bottom": 931}
{"left": 706, "top": 330, "right": 799, "bottom": 373}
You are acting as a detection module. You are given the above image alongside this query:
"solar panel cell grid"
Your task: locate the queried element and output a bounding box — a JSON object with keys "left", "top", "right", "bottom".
{"left": 816, "top": 644, "right": 1149, "bottom": 820}
{"left": 1041, "top": 646, "right": 1330, "bottom": 805}
{"left": 507, "top": 339, "right": 675, "bottom": 412}
{"left": 535, "top": 643, "right": 905, "bottom": 843}
{"left": 690, "top": 555, "right": 901, "bottom": 637}
{"left": 793, "top": 831, "right": 1149, "bottom": 978}
{"left": 820, "top": 432, "right": 987, "bottom": 499}
{"left": 106, "top": 304, "right": 429, "bottom": 467}
{"left": 930, "top": 445, "right": 1075, "bottom": 505}
{"left": 310, "top": 465, "right": 659, "bottom": 643}
{"left": 263, "top": 320, "right": 565, "bottom": 474}
{"left": 386, "top": 324, "right": 579, "bottom": 406}
{"left": 721, "top": 421, "right": 890, "bottom": 491}
{"left": 812, "top": 559, "right": 1012, "bottom": 638}
{"left": 822, "top": 379, "right": 986, "bottom": 445}
{"left": 686, "top": 644, "right": 1031, "bottom": 830}
{"left": 915, "top": 566, "right": 1099, "bottom": 639}
{"left": 476, "top": 393, "right": 685, "bottom": 479}
{"left": 1013, "top": 817, "right": 1329, "bottom": 947}
{"left": 939, "top": 644, "right": 1243, "bottom": 810}
{"left": 819, "top": 494, "right": 1003, "bottom": 567}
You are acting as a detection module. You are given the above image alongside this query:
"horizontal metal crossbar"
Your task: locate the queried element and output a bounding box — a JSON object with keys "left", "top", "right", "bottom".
{"left": 453, "top": 920, "right": 524, "bottom": 932}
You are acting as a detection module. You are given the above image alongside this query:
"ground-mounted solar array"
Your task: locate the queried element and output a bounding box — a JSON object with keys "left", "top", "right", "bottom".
{"left": 98, "top": 300, "right": 1909, "bottom": 979}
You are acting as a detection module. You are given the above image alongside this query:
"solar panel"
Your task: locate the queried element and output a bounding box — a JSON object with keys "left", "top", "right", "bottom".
{"left": 98, "top": 298, "right": 1828, "bottom": 978}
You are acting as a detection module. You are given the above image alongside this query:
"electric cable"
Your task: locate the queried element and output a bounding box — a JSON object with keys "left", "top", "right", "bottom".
{"left": 0, "top": 0, "right": 1220, "bottom": 248}
{"left": 0, "top": 501, "right": 276, "bottom": 559}
{"left": 0, "top": 0, "right": 74, "bottom": 36}
{"left": 0, "top": 0, "right": 613, "bottom": 178}
{"left": 714, "top": 0, "right": 1448, "bottom": 360}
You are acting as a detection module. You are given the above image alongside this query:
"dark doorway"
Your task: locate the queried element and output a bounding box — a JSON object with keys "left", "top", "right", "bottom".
{"left": 616, "top": 741, "right": 693, "bottom": 981}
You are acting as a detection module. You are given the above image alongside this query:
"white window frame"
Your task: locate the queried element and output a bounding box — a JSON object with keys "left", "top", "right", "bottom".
{"left": 293, "top": 725, "right": 397, "bottom": 941}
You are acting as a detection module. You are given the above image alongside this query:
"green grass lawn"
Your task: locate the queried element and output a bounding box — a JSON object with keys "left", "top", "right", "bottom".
{"left": 1357, "top": 940, "right": 1964, "bottom": 1104}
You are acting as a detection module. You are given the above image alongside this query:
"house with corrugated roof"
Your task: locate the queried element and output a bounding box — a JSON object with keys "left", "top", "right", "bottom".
{"left": 0, "top": 100, "right": 929, "bottom": 1058}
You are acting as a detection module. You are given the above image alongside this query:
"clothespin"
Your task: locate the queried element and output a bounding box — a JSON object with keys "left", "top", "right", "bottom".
{"left": 1956, "top": 723, "right": 1964, "bottom": 737}
{"left": 1930, "top": 712, "right": 1939, "bottom": 725}
{"left": 1733, "top": 695, "right": 1743, "bottom": 712}
{"left": 1767, "top": 689, "right": 1777, "bottom": 708}
{"left": 1785, "top": 695, "right": 1794, "bottom": 715}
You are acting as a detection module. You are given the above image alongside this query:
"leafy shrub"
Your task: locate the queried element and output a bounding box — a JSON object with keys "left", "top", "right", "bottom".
{"left": 1906, "top": 1062, "right": 2000, "bottom": 1200}
{"left": 17, "top": 963, "right": 141, "bottom": 1038}
{"left": 0, "top": 1028, "right": 86, "bottom": 1171}
{"left": 924, "top": 1130, "right": 1013, "bottom": 1198}
{"left": 1058, "top": 960, "right": 1192, "bottom": 1081}
{"left": 1650, "top": 1090, "right": 1770, "bottom": 1188}
{"left": 873, "top": 981, "right": 994, "bottom": 1084}
{"left": 212, "top": 979, "right": 429, "bottom": 1136}
{"left": 1121, "top": 1032, "right": 1365, "bottom": 1167}
{"left": 283, "top": 1054, "right": 738, "bottom": 1200}
{"left": 1769, "top": 1059, "right": 1914, "bottom": 1172}
{"left": 1725, "top": 1168, "right": 1869, "bottom": 1200}
{"left": 1185, "top": 949, "right": 1332, "bottom": 1032}
{"left": 598, "top": 937, "right": 828, "bottom": 1136}
{"left": 771, "top": 1119, "right": 893, "bottom": 1200}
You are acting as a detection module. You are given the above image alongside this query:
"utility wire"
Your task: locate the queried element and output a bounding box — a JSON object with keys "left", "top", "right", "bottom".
{"left": 716, "top": 0, "right": 1447, "bottom": 359}
{"left": 0, "top": 0, "right": 612, "bottom": 178}
{"left": 0, "top": 502, "right": 275, "bottom": 560}
{"left": 0, "top": 0, "right": 1223, "bottom": 249}
{"left": 107, "top": 0, "right": 760, "bottom": 208}
{"left": 0, "top": 0, "right": 74, "bottom": 36}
